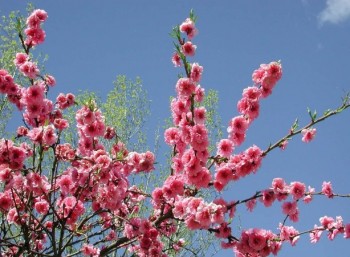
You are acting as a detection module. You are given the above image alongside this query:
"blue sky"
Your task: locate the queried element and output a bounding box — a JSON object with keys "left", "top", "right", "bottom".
{"left": 1, "top": 1, "right": 350, "bottom": 256}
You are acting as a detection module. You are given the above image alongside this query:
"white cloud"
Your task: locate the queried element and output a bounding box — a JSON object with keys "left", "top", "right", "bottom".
{"left": 319, "top": 0, "right": 350, "bottom": 24}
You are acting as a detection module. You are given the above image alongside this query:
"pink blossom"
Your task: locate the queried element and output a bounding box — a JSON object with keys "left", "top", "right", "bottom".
{"left": 319, "top": 216, "right": 335, "bottom": 229}
{"left": 0, "top": 192, "right": 12, "bottom": 211}
{"left": 14, "top": 53, "right": 28, "bottom": 67}
{"left": 182, "top": 41, "right": 197, "bottom": 56}
{"left": 138, "top": 151, "right": 155, "bottom": 172}
{"left": 42, "top": 125, "right": 57, "bottom": 146}
{"left": 16, "top": 126, "right": 29, "bottom": 137}
{"left": 81, "top": 244, "right": 100, "bottom": 257}
{"left": 322, "top": 181, "right": 334, "bottom": 198}
{"left": 217, "top": 139, "right": 234, "bottom": 157}
{"left": 242, "top": 86, "right": 261, "bottom": 101}
{"left": 53, "top": 118, "right": 69, "bottom": 131}
{"left": 260, "top": 189, "right": 276, "bottom": 207}
{"left": 248, "top": 229, "right": 267, "bottom": 251}
{"left": 237, "top": 97, "right": 260, "bottom": 121}
{"left": 28, "top": 127, "right": 44, "bottom": 144}
{"left": 194, "top": 85, "right": 205, "bottom": 102}
{"left": 227, "top": 115, "right": 248, "bottom": 134}
{"left": 301, "top": 127, "right": 316, "bottom": 143}
{"left": 290, "top": 181, "right": 306, "bottom": 200}
{"left": 180, "top": 18, "right": 198, "bottom": 40}
{"left": 171, "top": 98, "right": 190, "bottom": 116}
{"left": 228, "top": 131, "right": 245, "bottom": 147}
{"left": 56, "top": 93, "right": 76, "bottom": 109}
{"left": 103, "top": 126, "right": 116, "bottom": 139}
{"left": 279, "top": 224, "right": 300, "bottom": 246}
{"left": 25, "top": 27, "right": 46, "bottom": 46}
{"left": 55, "top": 144, "right": 75, "bottom": 161}
{"left": 27, "top": 9, "right": 48, "bottom": 28}
{"left": 34, "top": 200, "right": 49, "bottom": 215}
{"left": 215, "top": 166, "right": 233, "bottom": 189}
{"left": 190, "top": 124, "right": 209, "bottom": 151}
{"left": 45, "top": 75, "right": 56, "bottom": 86}
{"left": 271, "top": 177, "right": 288, "bottom": 201}
{"left": 194, "top": 107, "right": 206, "bottom": 124}
{"left": 190, "top": 63, "right": 203, "bottom": 82}
{"left": 252, "top": 61, "right": 282, "bottom": 92}
{"left": 176, "top": 78, "right": 196, "bottom": 99}
{"left": 172, "top": 52, "right": 181, "bottom": 67}
{"left": 215, "top": 222, "right": 232, "bottom": 239}
{"left": 19, "top": 61, "right": 39, "bottom": 79}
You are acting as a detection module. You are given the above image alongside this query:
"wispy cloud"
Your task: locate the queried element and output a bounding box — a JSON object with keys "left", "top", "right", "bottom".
{"left": 319, "top": 0, "right": 350, "bottom": 25}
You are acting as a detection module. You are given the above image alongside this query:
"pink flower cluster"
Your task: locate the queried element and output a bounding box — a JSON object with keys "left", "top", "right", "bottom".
{"left": 0, "top": 139, "right": 29, "bottom": 171}
{"left": 210, "top": 62, "right": 283, "bottom": 192}
{"left": 310, "top": 216, "right": 350, "bottom": 242}
{"left": 56, "top": 93, "right": 75, "bottom": 109}
{"left": 25, "top": 9, "right": 48, "bottom": 47}
{"left": 0, "top": 69, "right": 23, "bottom": 109}
{"left": 214, "top": 145, "right": 263, "bottom": 191}
{"left": 252, "top": 61, "right": 282, "bottom": 98}
{"left": 234, "top": 228, "right": 281, "bottom": 257}
{"left": 14, "top": 53, "right": 39, "bottom": 79}
{"left": 173, "top": 196, "right": 226, "bottom": 230}
{"left": 228, "top": 62, "right": 282, "bottom": 146}
{"left": 81, "top": 244, "right": 100, "bottom": 257}
{"left": 279, "top": 224, "right": 300, "bottom": 246}
{"left": 165, "top": 18, "right": 211, "bottom": 190}
{"left": 0, "top": 9, "right": 162, "bottom": 256}
{"left": 124, "top": 218, "right": 166, "bottom": 257}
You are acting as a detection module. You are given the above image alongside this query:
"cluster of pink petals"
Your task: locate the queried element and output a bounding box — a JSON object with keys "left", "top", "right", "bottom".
{"left": 252, "top": 61, "right": 282, "bottom": 98}
{"left": 27, "top": 125, "right": 57, "bottom": 146}
{"left": 0, "top": 139, "right": 29, "bottom": 171}
{"left": 55, "top": 143, "right": 75, "bottom": 161}
{"left": 124, "top": 218, "right": 165, "bottom": 256}
{"left": 25, "top": 9, "right": 48, "bottom": 46}
{"left": 126, "top": 151, "right": 155, "bottom": 173}
{"left": 81, "top": 243, "right": 100, "bottom": 257}
{"left": 310, "top": 216, "right": 350, "bottom": 242}
{"left": 20, "top": 81, "right": 57, "bottom": 127}
{"left": 75, "top": 106, "right": 106, "bottom": 155}
{"left": 214, "top": 145, "right": 263, "bottom": 191}
{"left": 172, "top": 52, "right": 181, "bottom": 67}
{"left": 0, "top": 69, "right": 23, "bottom": 109}
{"left": 279, "top": 224, "right": 300, "bottom": 246}
{"left": 173, "top": 196, "right": 226, "bottom": 230}
{"left": 56, "top": 93, "right": 75, "bottom": 109}
{"left": 14, "top": 53, "right": 40, "bottom": 79}
{"left": 234, "top": 228, "right": 281, "bottom": 257}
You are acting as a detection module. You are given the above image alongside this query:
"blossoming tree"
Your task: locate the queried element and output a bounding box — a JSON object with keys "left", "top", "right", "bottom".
{"left": 0, "top": 9, "right": 349, "bottom": 257}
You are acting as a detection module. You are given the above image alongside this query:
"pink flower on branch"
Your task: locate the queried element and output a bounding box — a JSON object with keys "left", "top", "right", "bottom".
{"left": 180, "top": 18, "right": 198, "bottom": 40}
{"left": 182, "top": 41, "right": 197, "bottom": 56}
{"left": 301, "top": 127, "right": 317, "bottom": 143}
